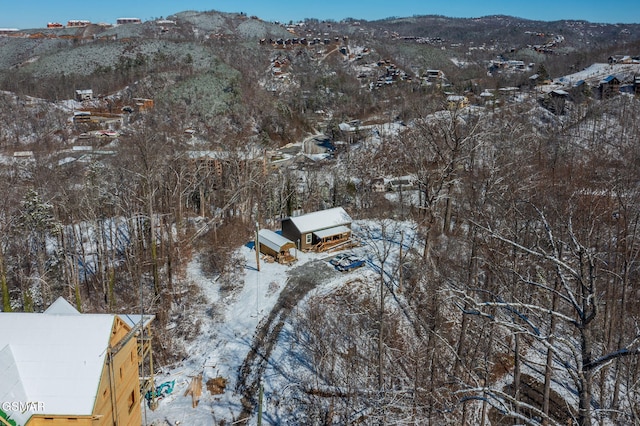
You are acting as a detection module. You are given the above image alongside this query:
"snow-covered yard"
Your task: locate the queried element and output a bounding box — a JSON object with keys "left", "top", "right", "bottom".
{"left": 145, "top": 221, "right": 416, "bottom": 425}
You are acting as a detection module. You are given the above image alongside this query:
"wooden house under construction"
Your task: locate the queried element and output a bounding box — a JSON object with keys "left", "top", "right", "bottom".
{"left": 257, "top": 229, "right": 297, "bottom": 264}
{"left": 281, "top": 207, "right": 353, "bottom": 252}
{"left": 0, "top": 297, "right": 156, "bottom": 426}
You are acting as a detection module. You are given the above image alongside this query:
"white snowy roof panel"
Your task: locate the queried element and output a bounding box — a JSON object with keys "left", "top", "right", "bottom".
{"left": 44, "top": 296, "right": 82, "bottom": 315}
{"left": 0, "top": 298, "right": 118, "bottom": 421}
{"left": 0, "top": 345, "right": 31, "bottom": 424}
{"left": 339, "top": 122, "right": 355, "bottom": 131}
{"left": 313, "top": 225, "right": 351, "bottom": 239}
{"left": 258, "top": 229, "right": 295, "bottom": 253}
{"left": 286, "top": 207, "right": 352, "bottom": 234}
{"left": 119, "top": 313, "right": 155, "bottom": 329}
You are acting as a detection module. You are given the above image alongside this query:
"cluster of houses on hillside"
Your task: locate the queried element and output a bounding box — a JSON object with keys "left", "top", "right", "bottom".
{"left": 528, "top": 33, "right": 565, "bottom": 54}
{"left": 437, "top": 57, "right": 640, "bottom": 115}
{"left": 532, "top": 60, "right": 640, "bottom": 114}
{"left": 260, "top": 35, "right": 348, "bottom": 48}
{"left": 608, "top": 55, "right": 640, "bottom": 64}
{"left": 72, "top": 89, "right": 154, "bottom": 123}
{"left": 489, "top": 58, "right": 533, "bottom": 74}
{"left": 46, "top": 18, "right": 142, "bottom": 29}
{"left": 352, "top": 58, "right": 415, "bottom": 88}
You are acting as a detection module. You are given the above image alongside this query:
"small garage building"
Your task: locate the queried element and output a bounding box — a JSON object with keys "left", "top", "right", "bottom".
{"left": 258, "top": 229, "right": 296, "bottom": 264}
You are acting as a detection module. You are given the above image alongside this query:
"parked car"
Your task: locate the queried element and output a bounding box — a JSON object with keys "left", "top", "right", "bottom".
{"left": 329, "top": 253, "right": 349, "bottom": 266}
{"left": 335, "top": 255, "right": 365, "bottom": 272}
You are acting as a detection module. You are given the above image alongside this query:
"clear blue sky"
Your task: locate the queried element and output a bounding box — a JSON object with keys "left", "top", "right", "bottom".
{"left": 1, "top": 0, "right": 638, "bottom": 29}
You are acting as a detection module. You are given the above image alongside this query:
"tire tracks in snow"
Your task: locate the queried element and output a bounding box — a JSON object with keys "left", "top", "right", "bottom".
{"left": 235, "top": 259, "right": 335, "bottom": 423}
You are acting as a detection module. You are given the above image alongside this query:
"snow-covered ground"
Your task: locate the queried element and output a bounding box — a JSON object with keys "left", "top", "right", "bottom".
{"left": 145, "top": 245, "right": 299, "bottom": 425}
{"left": 145, "top": 221, "right": 417, "bottom": 425}
{"left": 538, "top": 62, "right": 640, "bottom": 93}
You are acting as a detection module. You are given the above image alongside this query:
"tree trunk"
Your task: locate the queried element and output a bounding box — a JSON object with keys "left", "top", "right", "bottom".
{"left": 0, "top": 251, "right": 11, "bottom": 312}
{"left": 513, "top": 333, "right": 521, "bottom": 425}
{"left": 378, "top": 268, "right": 385, "bottom": 394}
{"left": 542, "top": 281, "right": 558, "bottom": 425}
{"left": 578, "top": 327, "right": 594, "bottom": 426}
{"left": 612, "top": 258, "right": 629, "bottom": 414}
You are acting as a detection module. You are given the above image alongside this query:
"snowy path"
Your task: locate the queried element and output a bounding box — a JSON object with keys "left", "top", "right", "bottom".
{"left": 235, "top": 260, "right": 336, "bottom": 422}
{"left": 146, "top": 247, "right": 338, "bottom": 425}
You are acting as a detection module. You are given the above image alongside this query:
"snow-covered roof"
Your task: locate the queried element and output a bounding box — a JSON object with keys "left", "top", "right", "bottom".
{"left": 44, "top": 296, "right": 82, "bottom": 315}
{"left": 313, "top": 225, "right": 351, "bottom": 239}
{"left": 601, "top": 75, "right": 619, "bottom": 83}
{"left": 339, "top": 122, "right": 356, "bottom": 132}
{"left": 118, "top": 313, "right": 155, "bottom": 329}
{"left": 285, "top": 207, "right": 352, "bottom": 234}
{"left": 0, "top": 297, "right": 123, "bottom": 423}
{"left": 0, "top": 345, "right": 28, "bottom": 419}
{"left": 258, "top": 229, "right": 295, "bottom": 253}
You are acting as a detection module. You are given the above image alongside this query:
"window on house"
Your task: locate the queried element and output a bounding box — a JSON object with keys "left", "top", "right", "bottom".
{"left": 128, "top": 389, "right": 136, "bottom": 412}
{"left": 305, "top": 233, "right": 312, "bottom": 245}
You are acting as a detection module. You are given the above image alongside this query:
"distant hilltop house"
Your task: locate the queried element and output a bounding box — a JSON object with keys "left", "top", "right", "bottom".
{"left": 446, "top": 94, "right": 469, "bottom": 110}
{"left": 371, "top": 176, "right": 416, "bottom": 192}
{"left": 541, "top": 89, "right": 569, "bottom": 115}
{"left": 47, "top": 22, "right": 64, "bottom": 28}
{"left": 608, "top": 55, "right": 636, "bottom": 64}
{"left": 73, "top": 111, "right": 92, "bottom": 125}
{"left": 281, "top": 207, "right": 353, "bottom": 252}
{"left": 0, "top": 297, "right": 156, "bottom": 426}
{"left": 424, "top": 69, "right": 444, "bottom": 82}
{"left": 75, "top": 89, "right": 93, "bottom": 101}
{"left": 67, "top": 20, "right": 91, "bottom": 27}
{"left": 12, "top": 151, "right": 34, "bottom": 159}
{"left": 133, "top": 97, "right": 154, "bottom": 112}
{"left": 599, "top": 75, "right": 621, "bottom": 99}
{"left": 488, "top": 59, "right": 532, "bottom": 75}
{"left": 116, "top": 18, "right": 142, "bottom": 25}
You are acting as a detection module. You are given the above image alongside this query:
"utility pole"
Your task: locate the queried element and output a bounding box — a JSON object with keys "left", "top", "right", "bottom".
{"left": 398, "top": 230, "right": 403, "bottom": 294}
{"left": 255, "top": 222, "right": 260, "bottom": 272}
{"left": 257, "top": 380, "right": 264, "bottom": 426}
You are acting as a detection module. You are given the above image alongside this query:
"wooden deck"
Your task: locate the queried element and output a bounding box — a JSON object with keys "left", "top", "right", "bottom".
{"left": 313, "top": 237, "right": 356, "bottom": 253}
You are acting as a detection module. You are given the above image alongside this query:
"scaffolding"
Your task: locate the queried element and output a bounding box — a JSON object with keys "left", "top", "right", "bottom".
{"left": 138, "top": 318, "right": 157, "bottom": 410}
{"left": 112, "top": 314, "right": 157, "bottom": 410}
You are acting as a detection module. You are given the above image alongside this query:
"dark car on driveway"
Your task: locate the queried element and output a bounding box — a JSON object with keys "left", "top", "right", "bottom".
{"left": 334, "top": 255, "right": 365, "bottom": 272}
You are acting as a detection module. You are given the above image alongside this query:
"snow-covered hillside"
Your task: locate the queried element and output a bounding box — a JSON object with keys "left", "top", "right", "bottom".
{"left": 145, "top": 220, "right": 421, "bottom": 425}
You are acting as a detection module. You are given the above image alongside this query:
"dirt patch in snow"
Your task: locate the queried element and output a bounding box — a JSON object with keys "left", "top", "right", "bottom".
{"left": 206, "top": 377, "right": 227, "bottom": 395}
